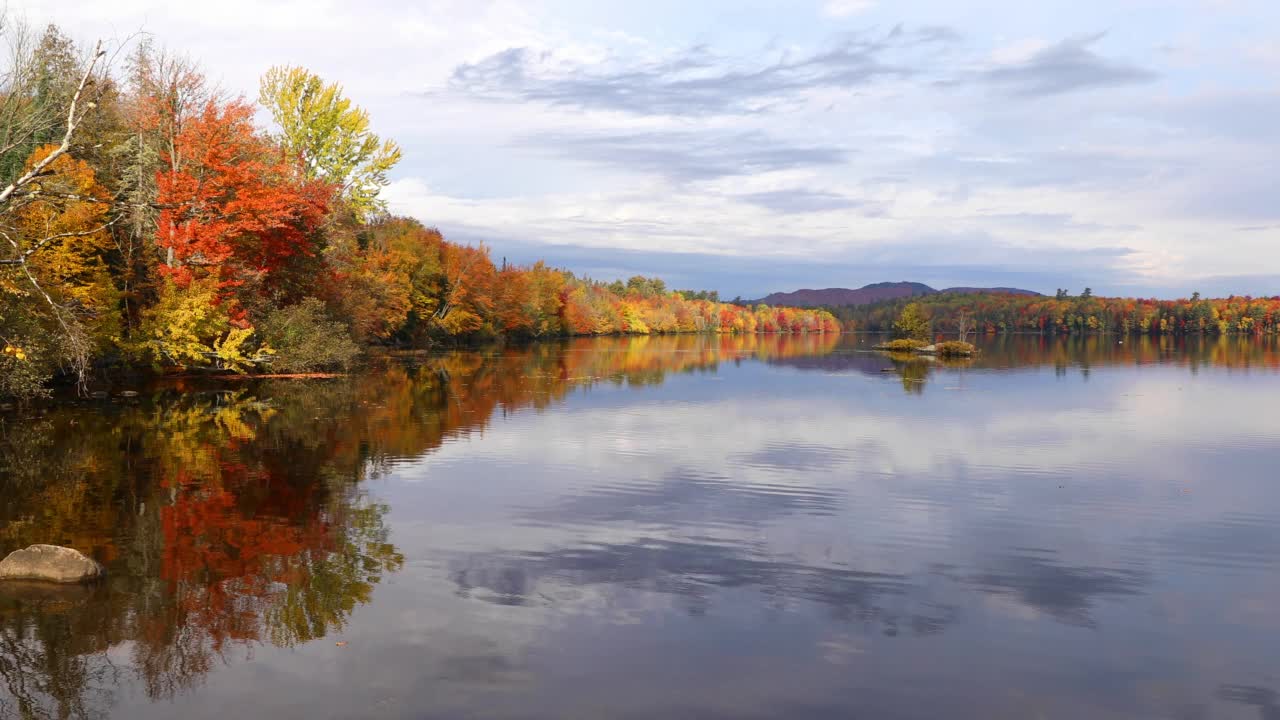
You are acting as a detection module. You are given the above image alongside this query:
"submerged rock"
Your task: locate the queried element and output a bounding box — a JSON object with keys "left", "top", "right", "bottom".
{"left": 0, "top": 579, "right": 97, "bottom": 611}
{"left": 0, "top": 545, "right": 105, "bottom": 584}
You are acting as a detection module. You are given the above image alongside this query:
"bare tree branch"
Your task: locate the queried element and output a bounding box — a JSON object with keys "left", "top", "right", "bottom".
{"left": 0, "top": 40, "right": 106, "bottom": 207}
{"left": 0, "top": 216, "right": 120, "bottom": 264}
{"left": 956, "top": 308, "right": 975, "bottom": 344}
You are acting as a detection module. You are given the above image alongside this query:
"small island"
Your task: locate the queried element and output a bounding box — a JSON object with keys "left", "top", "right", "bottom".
{"left": 872, "top": 303, "right": 978, "bottom": 357}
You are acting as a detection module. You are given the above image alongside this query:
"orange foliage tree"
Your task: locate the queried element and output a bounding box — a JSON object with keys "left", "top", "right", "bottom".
{"left": 156, "top": 98, "right": 332, "bottom": 319}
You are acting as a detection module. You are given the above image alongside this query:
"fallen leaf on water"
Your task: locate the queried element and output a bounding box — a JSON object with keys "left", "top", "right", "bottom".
{"left": 335, "top": 641, "right": 348, "bottom": 647}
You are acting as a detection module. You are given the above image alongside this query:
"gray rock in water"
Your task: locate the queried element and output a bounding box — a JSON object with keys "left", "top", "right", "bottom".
{"left": 0, "top": 545, "right": 105, "bottom": 584}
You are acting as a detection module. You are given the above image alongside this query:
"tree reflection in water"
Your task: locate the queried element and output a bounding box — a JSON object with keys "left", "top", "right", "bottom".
{"left": 0, "top": 333, "right": 840, "bottom": 718}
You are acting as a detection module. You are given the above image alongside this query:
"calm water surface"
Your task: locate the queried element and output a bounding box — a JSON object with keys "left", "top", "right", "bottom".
{"left": 2, "top": 334, "right": 1279, "bottom": 719}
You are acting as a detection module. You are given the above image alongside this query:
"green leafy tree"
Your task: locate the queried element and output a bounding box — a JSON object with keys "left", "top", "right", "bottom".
{"left": 894, "top": 302, "right": 930, "bottom": 341}
{"left": 258, "top": 66, "right": 401, "bottom": 218}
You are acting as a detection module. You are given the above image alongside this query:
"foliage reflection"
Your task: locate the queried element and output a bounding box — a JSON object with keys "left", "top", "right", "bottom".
{"left": 0, "top": 333, "right": 839, "bottom": 717}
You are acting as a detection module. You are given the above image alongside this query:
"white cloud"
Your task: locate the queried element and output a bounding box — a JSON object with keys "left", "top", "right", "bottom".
{"left": 822, "top": 0, "right": 876, "bottom": 17}
{"left": 987, "top": 37, "right": 1051, "bottom": 65}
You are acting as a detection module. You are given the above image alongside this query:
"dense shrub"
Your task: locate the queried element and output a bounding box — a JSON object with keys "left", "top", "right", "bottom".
{"left": 260, "top": 298, "right": 360, "bottom": 372}
{"left": 1, "top": 293, "right": 82, "bottom": 401}
{"left": 1, "top": 333, "right": 55, "bottom": 401}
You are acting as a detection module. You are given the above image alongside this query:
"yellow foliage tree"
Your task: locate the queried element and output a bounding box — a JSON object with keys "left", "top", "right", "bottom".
{"left": 133, "top": 278, "right": 265, "bottom": 371}
{"left": 134, "top": 278, "right": 229, "bottom": 366}
{"left": 14, "top": 145, "right": 120, "bottom": 348}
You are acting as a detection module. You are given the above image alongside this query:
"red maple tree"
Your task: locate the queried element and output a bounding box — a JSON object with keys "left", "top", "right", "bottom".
{"left": 156, "top": 98, "right": 333, "bottom": 318}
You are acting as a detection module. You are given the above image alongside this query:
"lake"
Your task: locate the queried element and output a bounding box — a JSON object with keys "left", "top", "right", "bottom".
{"left": 2, "top": 334, "right": 1279, "bottom": 719}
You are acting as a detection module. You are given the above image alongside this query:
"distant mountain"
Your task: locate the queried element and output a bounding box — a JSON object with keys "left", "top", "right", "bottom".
{"left": 754, "top": 282, "right": 1041, "bottom": 307}
{"left": 756, "top": 282, "right": 934, "bottom": 307}
{"left": 940, "top": 286, "right": 1042, "bottom": 297}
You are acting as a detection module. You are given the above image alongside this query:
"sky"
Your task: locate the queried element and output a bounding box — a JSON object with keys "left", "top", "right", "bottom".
{"left": 11, "top": 0, "right": 1280, "bottom": 298}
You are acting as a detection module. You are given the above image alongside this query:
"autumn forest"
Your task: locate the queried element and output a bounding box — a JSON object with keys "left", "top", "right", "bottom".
{"left": 0, "top": 25, "right": 838, "bottom": 400}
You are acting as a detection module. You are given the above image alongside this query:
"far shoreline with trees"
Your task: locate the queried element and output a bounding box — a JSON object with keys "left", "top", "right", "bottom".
{"left": 819, "top": 288, "right": 1280, "bottom": 338}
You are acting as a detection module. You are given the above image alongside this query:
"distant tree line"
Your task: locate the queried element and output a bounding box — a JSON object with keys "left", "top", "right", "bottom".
{"left": 825, "top": 289, "right": 1280, "bottom": 337}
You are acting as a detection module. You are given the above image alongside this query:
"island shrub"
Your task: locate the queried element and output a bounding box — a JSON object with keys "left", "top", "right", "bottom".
{"left": 933, "top": 341, "right": 977, "bottom": 357}
{"left": 878, "top": 338, "right": 929, "bottom": 351}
